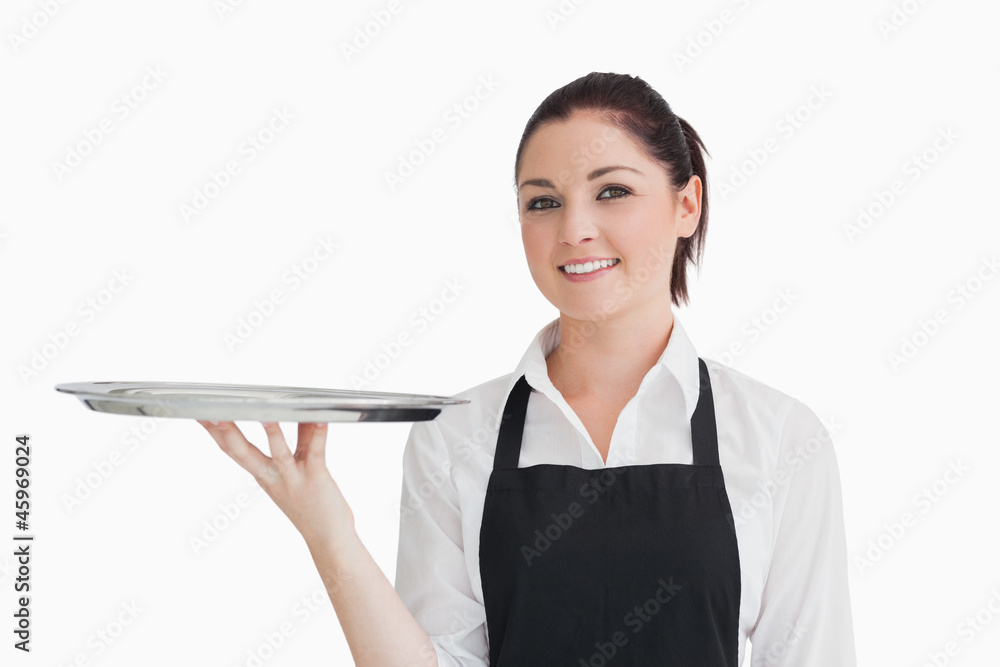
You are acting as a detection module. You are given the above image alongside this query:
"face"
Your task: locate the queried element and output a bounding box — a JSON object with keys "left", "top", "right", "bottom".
{"left": 517, "top": 111, "right": 702, "bottom": 325}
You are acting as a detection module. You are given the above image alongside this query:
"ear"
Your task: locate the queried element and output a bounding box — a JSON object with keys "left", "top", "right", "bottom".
{"left": 676, "top": 175, "right": 702, "bottom": 239}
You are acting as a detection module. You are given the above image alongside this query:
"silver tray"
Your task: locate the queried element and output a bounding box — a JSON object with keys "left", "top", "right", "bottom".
{"left": 54, "top": 381, "right": 470, "bottom": 423}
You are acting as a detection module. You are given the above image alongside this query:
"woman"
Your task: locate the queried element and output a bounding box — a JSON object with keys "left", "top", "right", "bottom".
{"left": 198, "top": 71, "right": 856, "bottom": 666}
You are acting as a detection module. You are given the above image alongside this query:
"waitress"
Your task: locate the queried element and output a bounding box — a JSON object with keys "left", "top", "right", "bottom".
{"left": 199, "top": 72, "right": 856, "bottom": 666}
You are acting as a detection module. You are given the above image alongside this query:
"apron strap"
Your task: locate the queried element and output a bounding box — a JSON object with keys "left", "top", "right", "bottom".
{"left": 691, "top": 357, "right": 720, "bottom": 466}
{"left": 495, "top": 374, "right": 532, "bottom": 470}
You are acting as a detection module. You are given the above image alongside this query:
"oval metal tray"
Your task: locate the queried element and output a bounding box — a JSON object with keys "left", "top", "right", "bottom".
{"left": 54, "top": 381, "right": 470, "bottom": 423}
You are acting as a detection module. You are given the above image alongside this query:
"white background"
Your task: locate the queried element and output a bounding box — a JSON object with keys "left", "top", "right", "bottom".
{"left": 2, "top": 0, "right": 998, "bottom": 665}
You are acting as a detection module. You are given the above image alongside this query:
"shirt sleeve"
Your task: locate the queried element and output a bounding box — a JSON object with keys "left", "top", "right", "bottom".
{"left": 749, "top": 399, "right": 857, "bottom": 666}
{"left": 393, "top": 418, "right": 490, "bottom": 666}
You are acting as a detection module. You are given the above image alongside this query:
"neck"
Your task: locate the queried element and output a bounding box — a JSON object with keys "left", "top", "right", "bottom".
{"left": 546, "top": 305, "right": 675, "bottom": 399}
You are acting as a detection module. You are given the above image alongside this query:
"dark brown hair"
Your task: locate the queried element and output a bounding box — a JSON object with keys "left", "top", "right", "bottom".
{"left": 513, "top": 72, "right": 710, "bottom": 307}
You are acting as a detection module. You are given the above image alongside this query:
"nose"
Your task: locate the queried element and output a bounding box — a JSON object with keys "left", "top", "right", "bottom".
{"left": 556, "top": 198, "right": 599, "bottom": 246}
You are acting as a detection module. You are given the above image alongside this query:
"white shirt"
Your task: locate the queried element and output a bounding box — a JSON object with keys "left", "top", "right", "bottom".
{"left": 393, "top": 314, "right": 856, "bottom": 666}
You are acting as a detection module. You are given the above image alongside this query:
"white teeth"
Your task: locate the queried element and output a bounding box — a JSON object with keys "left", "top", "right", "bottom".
{"left": 563, "top": 258, "right": 619, "bottom": 274}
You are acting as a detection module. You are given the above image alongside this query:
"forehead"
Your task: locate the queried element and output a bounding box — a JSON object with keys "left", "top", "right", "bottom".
{"left": 519, "top": 111, "right": 650, "bottom": 179}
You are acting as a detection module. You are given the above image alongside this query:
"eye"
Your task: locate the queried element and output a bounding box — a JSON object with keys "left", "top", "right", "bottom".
{"left": 597, "top": 185, "right": 631, "bottom": 200}
{"left": 524, "top": 185, "right": 631, "bottom": 211}
{"left": 525, "top": 197, "right": 559, "bottom": 211}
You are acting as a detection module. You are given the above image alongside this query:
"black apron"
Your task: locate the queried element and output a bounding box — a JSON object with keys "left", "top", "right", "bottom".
{"left": 479, "top": 357, "right": 740, "bottom": 666}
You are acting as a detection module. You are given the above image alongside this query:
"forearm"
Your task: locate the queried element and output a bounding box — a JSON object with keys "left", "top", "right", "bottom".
{"left": 307, "top": 530, "right": 438, "bottom": 667}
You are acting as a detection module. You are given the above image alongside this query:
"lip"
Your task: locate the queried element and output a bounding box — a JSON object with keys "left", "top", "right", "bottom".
{"left": 559, "top": 258, "right": 619, "bottom": 282}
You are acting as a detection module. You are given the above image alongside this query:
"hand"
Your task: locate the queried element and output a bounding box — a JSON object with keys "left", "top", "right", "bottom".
{"left": 197, "top": 420, "right": 356, "bottom": 548}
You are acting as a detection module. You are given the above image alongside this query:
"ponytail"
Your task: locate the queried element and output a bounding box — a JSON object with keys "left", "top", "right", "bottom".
{"left": 672, "top": 115, "right": 710, "bottom": 306}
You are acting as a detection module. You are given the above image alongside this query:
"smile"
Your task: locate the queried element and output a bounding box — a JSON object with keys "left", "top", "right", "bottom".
{"left": 560, "top": 258, "right": 620, "bottom": 275}
{"left": 559, "top": 258, "right": 620, "bottom": 283}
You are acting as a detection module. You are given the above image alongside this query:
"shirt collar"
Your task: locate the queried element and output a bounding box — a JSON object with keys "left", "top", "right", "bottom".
{"left": 503, "top": 313, "right": 702, "bottom": 422}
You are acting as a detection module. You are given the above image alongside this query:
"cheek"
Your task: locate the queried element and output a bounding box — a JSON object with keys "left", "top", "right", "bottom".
{"left": 612, "top": 212, "right": 677, "bottom": 269}
{"left": 520, "top": 225, "right": 550, "bottom": 262}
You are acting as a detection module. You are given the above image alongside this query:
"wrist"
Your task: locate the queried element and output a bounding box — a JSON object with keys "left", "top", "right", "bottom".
{"left": 303, "top": 523, "right": 362, "bottom": 563}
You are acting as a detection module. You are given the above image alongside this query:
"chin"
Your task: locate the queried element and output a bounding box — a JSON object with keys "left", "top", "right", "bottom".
{"left": 554, "top": 297, "right": 619, "bottom": 324}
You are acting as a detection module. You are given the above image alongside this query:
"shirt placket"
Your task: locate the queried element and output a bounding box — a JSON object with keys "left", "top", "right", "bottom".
{"left": 607, "top": 395, "right": 638, "bottom": 467}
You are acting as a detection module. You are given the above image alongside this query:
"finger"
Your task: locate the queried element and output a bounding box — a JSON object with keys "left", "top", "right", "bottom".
{"left": 293, "top": 422, "right": 328, "bottom": 463}
{"left": 260, "top": 422, "right": 295, "bottom": 466}
{"left": 198, "top": 420, "right": 272, "bottom": 477}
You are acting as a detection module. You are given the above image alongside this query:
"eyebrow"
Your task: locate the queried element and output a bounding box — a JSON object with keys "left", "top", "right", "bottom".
{"left": 518, "top": 165, "right": 644, "bottom": 190}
